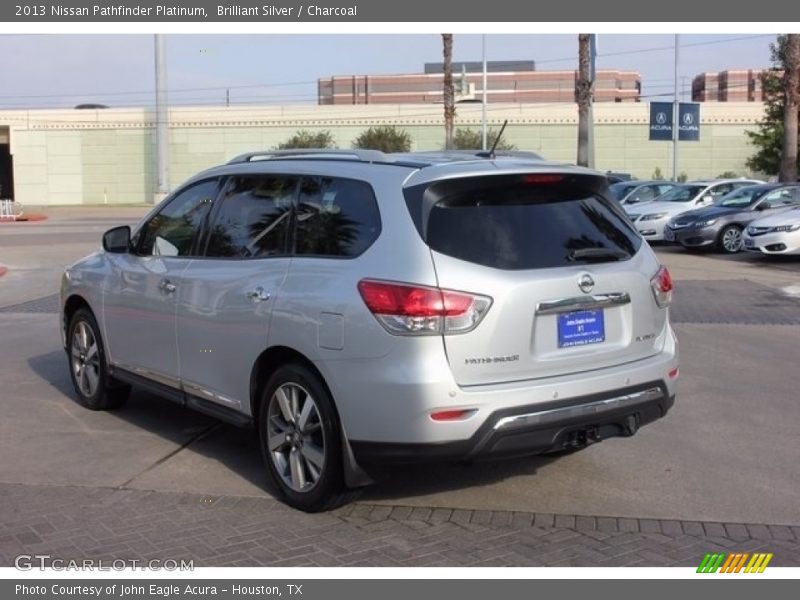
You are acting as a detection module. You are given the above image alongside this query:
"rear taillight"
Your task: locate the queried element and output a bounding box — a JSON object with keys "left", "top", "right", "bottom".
{"left": 650, "top": 265, "right": 673, "bottom": 308}
{"left": 357, "top": 279, "right": 492, "bottom": 336}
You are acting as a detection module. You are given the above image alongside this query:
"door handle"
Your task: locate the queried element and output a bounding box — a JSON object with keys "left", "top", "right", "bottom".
{"left": 158, "top": 279, "right": 177, "bottom": 294}
{"left": 246, "top": 287, "right": 271, "bottom": 303}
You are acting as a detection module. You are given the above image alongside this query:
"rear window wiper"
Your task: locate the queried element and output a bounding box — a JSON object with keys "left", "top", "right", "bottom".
{"left": 567, "top": 247, "right": 630, "bottom": 262}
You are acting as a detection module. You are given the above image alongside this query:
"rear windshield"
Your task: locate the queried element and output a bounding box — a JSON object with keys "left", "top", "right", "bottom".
{"left": 419, "top": 178, "right": 642, "bottom": 270}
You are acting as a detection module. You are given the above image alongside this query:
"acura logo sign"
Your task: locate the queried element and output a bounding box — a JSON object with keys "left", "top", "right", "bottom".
{"left": 578, "top": 274, "right": 595, "bottom": 294}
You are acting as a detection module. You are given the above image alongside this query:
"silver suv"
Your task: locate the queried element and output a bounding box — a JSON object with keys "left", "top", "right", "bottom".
{"left": 60, "top": 150, "right": 679, "bottom": 511}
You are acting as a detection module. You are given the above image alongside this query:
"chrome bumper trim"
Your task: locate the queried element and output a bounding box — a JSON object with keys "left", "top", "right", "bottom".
{"left": 493, "top": 386, "right": 665, "bottom": 431}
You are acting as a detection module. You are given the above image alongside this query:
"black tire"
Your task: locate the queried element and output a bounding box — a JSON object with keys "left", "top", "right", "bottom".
{"left": 258, "top": 363, "right": 352, "bottom": 512}
{"left": 66, "top": 308, "right": 130, "bottom": 410}
{"left": 718, "top": 225, "right": 744, "bottom": 254}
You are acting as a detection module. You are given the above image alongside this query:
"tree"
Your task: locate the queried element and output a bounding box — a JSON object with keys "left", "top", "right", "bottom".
{"left": 353, "top": 126, "right": 412, "bottom": 153}
{"left": 277, "top": 130, "right": 336, "bottom": 150}
{"left": 746, "top": 35, "right": 800, "bottom": 176}
{"left": 442, "top": 34, "right": 455, "bottom": 150}
{"left": 652, "top": 166, "right": 665, "bottom": 180}
{"left": 453, "top": 127, "right": 517, "bottom": 151}
{"left": 717, "top": 171, "right": 738, "bottom": 179}
{"left": 780, "top": 34, "right": 799, "bottom": 182}
{"left": 576, "top": 34, "right": 593, "bottom": 167}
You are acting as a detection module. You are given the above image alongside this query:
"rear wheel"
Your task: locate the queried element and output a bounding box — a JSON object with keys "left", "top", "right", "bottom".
{"left": 67, "top": 308, "right": 130, "bottom": 410}
{"left": 718, "top": 225, "right": 744, "bottom": 254}
{"left": 258, "top": 364, "right": 351, "bottom": 512}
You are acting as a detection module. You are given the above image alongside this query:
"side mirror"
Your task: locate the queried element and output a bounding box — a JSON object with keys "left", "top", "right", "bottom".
{"left": 698, "top": 195, "right": 713, "bottom": 205}
{"left": 754, "top": 203, "right": 769, "bottom": 211}
{"left": 102, "top": 225, "right": 131, "bottom": 254}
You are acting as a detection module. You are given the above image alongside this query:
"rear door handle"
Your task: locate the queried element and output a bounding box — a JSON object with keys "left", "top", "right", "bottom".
{"left": 246, "top": 287, "right": 271, "bottom": 303}
{"left": 158, "top": 279, "right": 177, "bottom": 294}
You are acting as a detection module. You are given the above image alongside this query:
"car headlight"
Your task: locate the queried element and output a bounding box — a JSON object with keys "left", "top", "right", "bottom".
{"left": 696, "top": 219, "right": 717, "bottom": 227}
{"left": 640, "top": 213, "right": 668, "bottom": 221}
{"left": 772, "top": 224, "right": 800, "bottom": 233}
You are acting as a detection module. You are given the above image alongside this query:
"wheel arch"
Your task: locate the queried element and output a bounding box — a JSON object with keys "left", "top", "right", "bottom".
{"left": 248, "top": 345, "right": 373, "bottom": 488}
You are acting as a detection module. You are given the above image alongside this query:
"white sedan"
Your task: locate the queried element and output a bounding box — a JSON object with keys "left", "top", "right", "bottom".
{"left": 743, "top": 206, "right": 800, "bottom": 255}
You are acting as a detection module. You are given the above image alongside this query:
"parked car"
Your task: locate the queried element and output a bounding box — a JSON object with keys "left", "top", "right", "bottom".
{"left": 743, "top": 204, "right": 800, "bottom": 256}
{"left": 60, "top": 149, "right": 679, "bottom": 511}
{"left": 664, "top": 184, "right": 800, "bottom": 253}
{"left": 609, "top": 181, "right": 679, "bottom": 207}
{"left": 627, "top": 179, "right": 763, "bottom": 242}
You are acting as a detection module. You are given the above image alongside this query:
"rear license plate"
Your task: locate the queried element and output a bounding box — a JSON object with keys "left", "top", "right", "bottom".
{"left": 744, "top": 238, "right": 754, "bottom": 247}
{"left": 558, "top": 309, "right": 605, "bottom": 348}
{"left": 664, "top": 228, "right": 675, "bottom": 242}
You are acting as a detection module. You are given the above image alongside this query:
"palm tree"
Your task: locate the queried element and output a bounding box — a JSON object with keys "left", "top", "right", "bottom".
{"left": 442, "top": 34, "right": 455, "bottom": 150}
{"left": 576, "top": 34, "right": 593, "bottom": 167}
{"left": 780, "top": 34, "right": 799, "bottom": 182}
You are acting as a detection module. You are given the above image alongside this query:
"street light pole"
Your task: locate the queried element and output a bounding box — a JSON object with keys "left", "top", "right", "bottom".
{"left": 154, "top": 34, "right": 170, "bottom": 204}
{"left": 672, "top": 34, "right": 680, "bottom": 181}
{"left": 482, "top": 34, "right": 488, "bottom": 151}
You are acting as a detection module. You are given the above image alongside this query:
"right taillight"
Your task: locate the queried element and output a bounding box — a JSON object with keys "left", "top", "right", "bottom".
{"left": 357, "top": 279, "right": 492, "bottom": 336}
{"left": 650, "top": 265, "right": 673, "bottom": 308}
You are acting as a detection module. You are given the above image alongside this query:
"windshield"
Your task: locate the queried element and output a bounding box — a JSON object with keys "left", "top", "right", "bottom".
{"left": 717, "top": 187, "right": 769, "bottom": 208}
{"left": 657, "top": 185, "right": 706, "bottom": 203}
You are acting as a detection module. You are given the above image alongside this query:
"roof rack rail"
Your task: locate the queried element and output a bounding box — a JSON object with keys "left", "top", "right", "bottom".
{"left": 227, "top": 148, "right": 391, "bottom": 165}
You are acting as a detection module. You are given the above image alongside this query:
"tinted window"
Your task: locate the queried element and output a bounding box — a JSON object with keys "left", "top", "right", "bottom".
{"left": 138, "top": 179, "right": 218, "bottom": 257}
{"left": 659, "top": 185, "right": 705, "bottom": 202}
{"left": 294, "top": 177, "right": 381, "bottom": 257}
{"left": 424, "top": 179, "right": 641, "bottom": 270}
{"left": 205, "top": 176, "right": 296, "bottom": 258}
{"left": 718, "top": 186, "right": 770, "bottom": 208}
{"left": 760, "top": 188, "right": 800, "bottom": 209}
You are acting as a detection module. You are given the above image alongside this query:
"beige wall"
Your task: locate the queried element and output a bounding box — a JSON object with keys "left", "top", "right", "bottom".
{"left": 0, "top": 102, "right": 768, "bottom": 206}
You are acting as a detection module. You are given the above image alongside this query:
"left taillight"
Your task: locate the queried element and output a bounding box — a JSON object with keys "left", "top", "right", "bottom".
{"left": 650, "top": 265, "right": 673, "bottom": 308}
{"left": 357, "top": 279, "right": 492, "bottom": 336}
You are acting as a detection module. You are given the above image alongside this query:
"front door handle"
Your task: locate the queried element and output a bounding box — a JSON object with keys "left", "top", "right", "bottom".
{"left": 246, "top": 287, "right": 271, "bottom": 303}
{"left": 158, "top": 279, "right": 177, "bottom": 294}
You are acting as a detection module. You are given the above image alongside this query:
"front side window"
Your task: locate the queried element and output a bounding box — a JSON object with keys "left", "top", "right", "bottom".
{"left": 205, "top": 176, "right": 296, "bottom": 258}
{"left": 294, "top": 177, "right": 381, "bottom": 257}
{"left": 137, "top": 179, "right": 219, "bottom": 257}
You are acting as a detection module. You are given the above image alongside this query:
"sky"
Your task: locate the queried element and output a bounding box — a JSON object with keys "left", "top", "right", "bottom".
{"left": 0, "top": 33, "right": 778, "bottom": 110}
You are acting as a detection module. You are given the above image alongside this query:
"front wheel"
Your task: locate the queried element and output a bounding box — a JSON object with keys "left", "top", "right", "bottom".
{"left": 67, "top": 308, "right": 130, "bottom": 410}
{"left": 718, "top": 225, "right": 744, "bottom": 254}
{"left": 258, "top": 364, "right": 351, "bottom": 512}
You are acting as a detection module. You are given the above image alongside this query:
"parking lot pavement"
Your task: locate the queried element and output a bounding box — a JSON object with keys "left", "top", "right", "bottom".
{"left": 1, "top": 206, "right": 800, "bottom": 566}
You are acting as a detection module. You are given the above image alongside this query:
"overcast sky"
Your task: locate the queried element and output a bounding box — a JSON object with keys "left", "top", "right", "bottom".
{"left": 0, "top": 34, "right": 777, "bottom": 110}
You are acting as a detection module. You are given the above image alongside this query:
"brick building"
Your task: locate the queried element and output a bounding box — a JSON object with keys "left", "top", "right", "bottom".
{"left": 318, "top": 62, "right": 641, "bottom": 105}
{"left": 692, "top": 69, "right": 773, "bottom": 102}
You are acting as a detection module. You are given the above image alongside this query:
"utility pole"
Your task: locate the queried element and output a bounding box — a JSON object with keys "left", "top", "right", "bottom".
{"left": 780, "top": 34, "right": 799, "bottom": 183}
{"left": 482, "top": 34, "right": 488, "bottom": 151}
{"left": 576, "top": 33, "right": 594, "bottom": 168}
{"left": 588, "top": 34, "right": 596, "bottom": 169}
{"left": 225, "top": 88, "right": 230, "bottom": 107}
{"left": 672, "top": 34, "right": 680, "bottom": 182}
{"left": 154, "top": 34, "right": 170, "bottom": 203}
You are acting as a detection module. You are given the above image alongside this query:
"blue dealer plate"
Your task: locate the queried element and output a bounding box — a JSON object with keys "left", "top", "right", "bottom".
{"left": 557, "top": 309, "right": 605, "bottom": 348}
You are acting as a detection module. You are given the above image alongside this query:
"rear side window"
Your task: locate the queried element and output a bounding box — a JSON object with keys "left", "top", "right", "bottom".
{"left": 205, "top": 176, "right": 296, "bottom": 258}
{"left": 294, "top": 176, "right": 381, "bottom": 257}
{"left": 417, "top": 176, "right": 641, "bottom": 270}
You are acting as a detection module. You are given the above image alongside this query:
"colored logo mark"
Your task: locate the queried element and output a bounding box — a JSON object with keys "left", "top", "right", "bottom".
{"left": 697, "top": 552, "right": 773, "bottom": 573}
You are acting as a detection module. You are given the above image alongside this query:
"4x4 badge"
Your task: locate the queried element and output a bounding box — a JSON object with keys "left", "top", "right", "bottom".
{"left": 578, "top": 274, "right": 595, "bottom": 294}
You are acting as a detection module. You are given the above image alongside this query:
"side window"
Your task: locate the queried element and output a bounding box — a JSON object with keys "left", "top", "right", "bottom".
{"left": 137, "top": 180, "right": 218, "bottom": 257}
{"left": 205, "top": 175, "right": 296, "bottom": 258}
{"left": 761, "top": 189, "right": 796, "bottom": 209}
{"left": 710, "top": 184, "right": 732, "bottom": 198}
{"left": 294, "top": 177, "right": 381, "bottom": 258}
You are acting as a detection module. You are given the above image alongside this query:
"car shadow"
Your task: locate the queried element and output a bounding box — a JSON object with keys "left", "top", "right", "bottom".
{"left": 27, "top": 348, "right": 561, "bottom": 505}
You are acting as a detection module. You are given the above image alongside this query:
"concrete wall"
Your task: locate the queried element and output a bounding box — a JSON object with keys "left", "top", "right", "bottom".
{"left": 0, "top": 102, "right": 767, "bottom": 206}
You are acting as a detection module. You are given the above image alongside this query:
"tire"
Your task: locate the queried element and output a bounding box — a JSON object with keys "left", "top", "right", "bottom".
{"left": 67, "top": 308, "right": 130, "bottom": 410}
{"left": 258, "top": 363, "right": 351, "bottom": 512}
{"left": 718, "top": 225, "right": 744, "bottom": 254}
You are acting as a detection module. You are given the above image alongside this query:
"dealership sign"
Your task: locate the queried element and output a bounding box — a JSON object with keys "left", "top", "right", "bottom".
{"left": 649, "top": 102, "right": 700, "bottom": 141}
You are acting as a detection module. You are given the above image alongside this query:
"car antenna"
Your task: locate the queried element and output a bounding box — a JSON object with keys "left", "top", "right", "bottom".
{"left": 476, "top": 119, "right": 508, "bottom": 159}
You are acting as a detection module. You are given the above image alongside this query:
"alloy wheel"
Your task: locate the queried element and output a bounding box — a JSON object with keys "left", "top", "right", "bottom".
{"left": 266, "top": 383, "right": 326, "bottom": 493}
{"left": 722, "top": 227, "right": 743, "bottom": 253}
{"left": 70, "top": 320, "right": 100, "bottom": 397}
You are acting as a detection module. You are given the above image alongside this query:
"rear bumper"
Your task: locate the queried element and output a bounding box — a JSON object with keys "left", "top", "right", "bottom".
{"left": 351, "top": 382, "right": 674, "bottom": 464}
